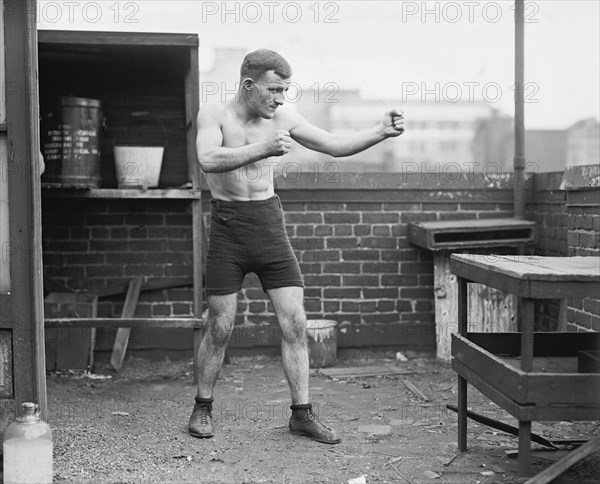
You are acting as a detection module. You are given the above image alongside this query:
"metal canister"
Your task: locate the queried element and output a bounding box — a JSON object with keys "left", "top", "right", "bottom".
{"left": 41, "top": 96, "right": 103, "bottom": 188}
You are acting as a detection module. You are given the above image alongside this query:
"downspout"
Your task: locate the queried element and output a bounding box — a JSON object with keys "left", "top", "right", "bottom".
{"left": 514, "top": 0, "right": 526, "bottom": 219}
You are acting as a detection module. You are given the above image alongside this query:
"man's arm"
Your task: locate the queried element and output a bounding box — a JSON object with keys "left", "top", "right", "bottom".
{"left": 196, "top": 104, "right": 291, "bottom": 174}
{"left": 283, "top": 108, "right": 404, "bottom": 158}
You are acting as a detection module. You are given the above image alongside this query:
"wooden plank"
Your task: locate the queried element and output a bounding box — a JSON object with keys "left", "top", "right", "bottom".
{"left": 0, "top": 330, "right": 14, "bottom": 397}
{"left": 557, "top": 299, "right": 568, "bottom": 331}
{"left": 527, "top": 373, "right": 600, "bottom": 405}
{"left": 38, "top": 30, "right": 199, "bottom": 47}
{"left": 519, "top": 420, "right": 533, "bottom": 477}
{"left": 521, "top": 298, "right": 535, "bottom": 372}
{"left": 446, "top": 404, "right": 558, "bottom": 449}
{"left": 527, "top": 280, "right": 600, "bottom": 300}
{"left": 46, "top": 317, "right": 203, "bottom": 329}
{"left": 110, "top": 278, "right": 143, "bottom": 371}
{"left": 412, "top": 218, "right": 536, "bottom": 231}
{"left": 41, "top": 188, "right": 201, "bottom": 199}
{"left": 458, "top": 374, "right": 468, "bottom": 452}
{"left": 524, "top": 435, "right": 600, "bottom": 484}
{"left": 5, "top": 0, "right": 47, "bottom": 419}
{"left": 468, "top": 332, "right": 600, "bottom": 357}
{"left": 451, "top": 359, "right": 536, "bottom": 420}
{"left": 451, "top": 254, "right": 600, "bottom": 283}
{"left": 452, "top": 334, "right": 526, "bottom": 403}
{"left": 44, "top": 292, "right": 98, "bottom": 371}
{"left": 185, "top": 43, "right": 202, "bottom": 383}
{"left": 522, "top": 405, "right": 600, "bottom": 422}
{"left": 0, "top": 293, "right": 11, "bottom": 328}
{"left": 451, "top": 258, "right": 600, "bottom": 300}
{"left": 436, "top": 261, "right": 517, "bottom": 362}
{"left": 318, "top": 366, "right": 421, "bottom": 379}
{"left": 95, "top": 276, "right": 194, "bottom": 298}
{"left": 0, "top": 0, "right": 4, "bottom": 124}
{"left": 403, "top": 379, "right": 431, "bottom": 401}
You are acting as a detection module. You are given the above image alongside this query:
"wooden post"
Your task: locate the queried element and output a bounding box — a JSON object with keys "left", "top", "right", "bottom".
{"left": 185, "top": 42, "right": 203, "bottom": 384}
{"left": 457, "top": 275, "right": 468, "bottom": 452}
{"left": 4, "top": 0, "right": 47, "bottom": 419}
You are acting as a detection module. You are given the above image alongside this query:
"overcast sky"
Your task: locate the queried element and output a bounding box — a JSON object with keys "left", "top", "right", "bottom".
{"left": 36, "top": 0, "right": 600, "bottom": 130}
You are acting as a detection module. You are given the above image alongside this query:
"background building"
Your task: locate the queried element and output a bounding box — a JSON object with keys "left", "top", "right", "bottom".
{"left": 201, "top": 49, "right": 599, "bottom": 175}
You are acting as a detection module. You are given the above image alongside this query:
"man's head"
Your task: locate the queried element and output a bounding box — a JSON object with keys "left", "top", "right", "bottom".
{"left": 239, "top": 49, "right": 292, "bottom": 119}
{"left": 240, "top": 49, "right": 292, "bottom": 82}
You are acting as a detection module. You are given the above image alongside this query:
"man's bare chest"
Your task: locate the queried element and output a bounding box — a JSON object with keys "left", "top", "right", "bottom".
{"left": 221, "top": 118, "right": 277, "bottom": 148}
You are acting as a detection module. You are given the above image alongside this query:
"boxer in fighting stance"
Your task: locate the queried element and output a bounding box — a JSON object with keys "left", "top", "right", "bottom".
{"left": 190, "top": 48, "right": 404, "bottom": 444}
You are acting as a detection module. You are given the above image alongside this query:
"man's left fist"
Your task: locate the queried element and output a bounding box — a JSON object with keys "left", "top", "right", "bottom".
{"left": 384, "top": 109, "right": 405, "bottom": 137}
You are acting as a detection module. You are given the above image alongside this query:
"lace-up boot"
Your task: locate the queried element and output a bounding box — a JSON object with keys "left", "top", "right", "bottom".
{"left": 289, "top": 403, "right": 341, "bottom": 444}
{"left": 188, "top": 396, "right": 214, "bottom": 438}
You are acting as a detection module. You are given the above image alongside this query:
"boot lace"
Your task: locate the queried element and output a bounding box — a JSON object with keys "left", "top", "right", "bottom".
{"left": 306, "top": 408, "right": 332, "bottom": 431}
{"left": 196, "top": 403, "right": 212, "bottom": 425}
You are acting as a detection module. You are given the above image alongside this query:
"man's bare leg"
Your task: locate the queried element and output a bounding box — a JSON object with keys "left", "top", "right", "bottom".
{"left": 189, "top": 292, "right": 237, "bottom": 438}
{"left": 268, "top": 286, "right": 341, "bottom": 444}
{"left": 267, "top": 286, "right": 309, "bottom": 404}
{"left": 196, "top": 293, "right": 238, "bottom": 397}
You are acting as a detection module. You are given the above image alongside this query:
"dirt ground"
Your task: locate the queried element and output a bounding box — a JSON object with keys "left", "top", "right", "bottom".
{"left": 8, "top": 353, "right": 600, "bottom": 484}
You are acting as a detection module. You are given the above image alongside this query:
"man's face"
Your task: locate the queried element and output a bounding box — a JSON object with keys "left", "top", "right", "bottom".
{"left": 246, "top": 70, "right": 290, "bottom": 119}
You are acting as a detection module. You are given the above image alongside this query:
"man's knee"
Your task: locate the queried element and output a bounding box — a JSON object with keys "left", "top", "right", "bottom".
{"left": 206, "top": 295, "right": 237, "bottom": 346}
{"left": 280, "top": 312, "right": 308, "bottom": 345}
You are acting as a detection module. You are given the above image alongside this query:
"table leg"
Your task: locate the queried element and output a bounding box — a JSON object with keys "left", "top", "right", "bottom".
{"left": 458, "top": 375, "right": 467, "bottom": 451}
{"left": 457, "top": 275, "right": 468, "bottom": 452}
{"left": 518, "top": 299, "right": 535, "bottom": 475}
{"left": 521, "top": 298, "right": 534, "bottom": 372}
{"left": 518, "top": 420, "right": 532, "bottom": 477}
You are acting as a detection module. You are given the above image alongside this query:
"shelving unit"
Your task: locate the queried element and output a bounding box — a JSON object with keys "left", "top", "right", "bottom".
{"left": 42, "top": 187, "right": 202, "bottom": 200}
{"left": 38, "top": 30, "right": 204, "bottom": 371}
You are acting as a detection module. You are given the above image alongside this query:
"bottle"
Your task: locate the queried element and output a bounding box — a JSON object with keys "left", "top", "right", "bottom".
{"left": 2, "top": 402, "right": 53, "bottom": 484}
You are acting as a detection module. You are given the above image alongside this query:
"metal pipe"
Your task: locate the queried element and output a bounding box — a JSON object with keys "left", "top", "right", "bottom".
{"left": 514, "top": 0, "right": 526, "bottom": 219}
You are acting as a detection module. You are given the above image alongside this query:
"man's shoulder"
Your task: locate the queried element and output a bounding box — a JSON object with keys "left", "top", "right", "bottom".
{"left": 273, "top": 106, "right": 305, "bottom": 129}
{"left": 199, "top": 102, "right": 227, "bottom": 118}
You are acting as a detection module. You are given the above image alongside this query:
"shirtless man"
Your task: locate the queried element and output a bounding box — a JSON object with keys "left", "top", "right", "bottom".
{"left": 189, "top": 49, "right": 404, "bottom": 444}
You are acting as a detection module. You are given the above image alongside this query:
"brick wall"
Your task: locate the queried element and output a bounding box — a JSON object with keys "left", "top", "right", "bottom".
{"left": 531, "top": 169, "right": 600, "bottom": 332}
{"left": 42, "top": 198, "right": 196, "bottom": 358}
{"left": 231, "top": 172, "right": 514, "bottom": 335}
{"left": 41, "top": 168, "right": 598, "bottom": 360}
{"left": 563, "top": 168, "right": 600, "bottom": 332}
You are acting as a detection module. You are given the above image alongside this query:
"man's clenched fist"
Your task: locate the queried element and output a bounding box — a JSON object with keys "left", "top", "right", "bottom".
{"left": 383, "top": 109, "right": 405, "bottom": 138}
{"left": 264, "top": 130, "right": 292, "bottom": 156}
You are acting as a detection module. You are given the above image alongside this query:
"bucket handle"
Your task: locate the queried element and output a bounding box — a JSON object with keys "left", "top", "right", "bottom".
{"left": 110, "top": 111, "right": 168, "bottom": 148}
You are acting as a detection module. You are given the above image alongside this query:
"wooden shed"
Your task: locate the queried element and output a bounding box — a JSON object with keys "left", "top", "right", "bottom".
{"left": 1, "top": 3, "right": 203, "bottom": 438}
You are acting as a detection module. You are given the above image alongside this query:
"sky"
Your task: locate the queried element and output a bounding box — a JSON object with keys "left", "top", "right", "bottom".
{"left": 36, "top": 0, "right": 600, "bottom": 130}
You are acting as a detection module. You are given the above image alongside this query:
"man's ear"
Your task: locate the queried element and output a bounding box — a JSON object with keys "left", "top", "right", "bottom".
{"left": 242, "top": 78, "right": 254, "bottom": 91}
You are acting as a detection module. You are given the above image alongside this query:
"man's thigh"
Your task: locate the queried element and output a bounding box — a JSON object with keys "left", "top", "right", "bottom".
{"left": 267, "top": 286, "right": 305, "bottom": 323}
{"left": 207, "top": 293, "right": 238, "bottom": 325}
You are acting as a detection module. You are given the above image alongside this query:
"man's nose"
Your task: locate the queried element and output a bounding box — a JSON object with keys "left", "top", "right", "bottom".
{"left": 274, "top": 93, "right": 285, "bottom": 105}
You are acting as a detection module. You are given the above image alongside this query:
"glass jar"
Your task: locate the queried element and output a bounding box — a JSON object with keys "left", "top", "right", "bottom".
{"left": 2, "top": 402, "right": 53, "bottom": 484}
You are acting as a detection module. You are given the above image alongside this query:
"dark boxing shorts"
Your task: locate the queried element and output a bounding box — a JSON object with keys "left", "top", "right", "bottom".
{"left": 205, "top": 195, "right": 304, "bottom": 296}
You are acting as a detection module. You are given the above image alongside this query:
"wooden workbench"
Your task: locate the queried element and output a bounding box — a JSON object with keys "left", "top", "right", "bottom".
{"left": 450, "top": 254, "right": 600, "bottom": 477}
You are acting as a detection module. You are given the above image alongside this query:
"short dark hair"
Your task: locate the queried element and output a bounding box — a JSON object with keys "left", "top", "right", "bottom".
{"left": 240, "top": 49, "right": 292, "bottom": 81}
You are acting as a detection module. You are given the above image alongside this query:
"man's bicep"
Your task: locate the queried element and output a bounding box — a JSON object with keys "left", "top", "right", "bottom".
{"left": 196, "top": 107, "right": 224, "bottom": 155}
{"left": 289, "top": 120, "right": 335, "bottom": 154}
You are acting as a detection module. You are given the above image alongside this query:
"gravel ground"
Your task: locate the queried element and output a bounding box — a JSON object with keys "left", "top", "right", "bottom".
{"left": 4, "top": 354, "right": 598, "bottom": 484}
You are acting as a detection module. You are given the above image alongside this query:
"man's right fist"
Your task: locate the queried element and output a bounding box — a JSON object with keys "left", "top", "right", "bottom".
{"left": 264, "top": 130, "right": 292, "bottom": 156}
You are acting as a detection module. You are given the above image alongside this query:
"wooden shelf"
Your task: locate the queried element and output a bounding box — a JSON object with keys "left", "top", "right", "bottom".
{"left": 45, "top": 317, "right": 204, "bottom": 329}
{"left": 42, "top": 187, "right": 201, "bottom": 200}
